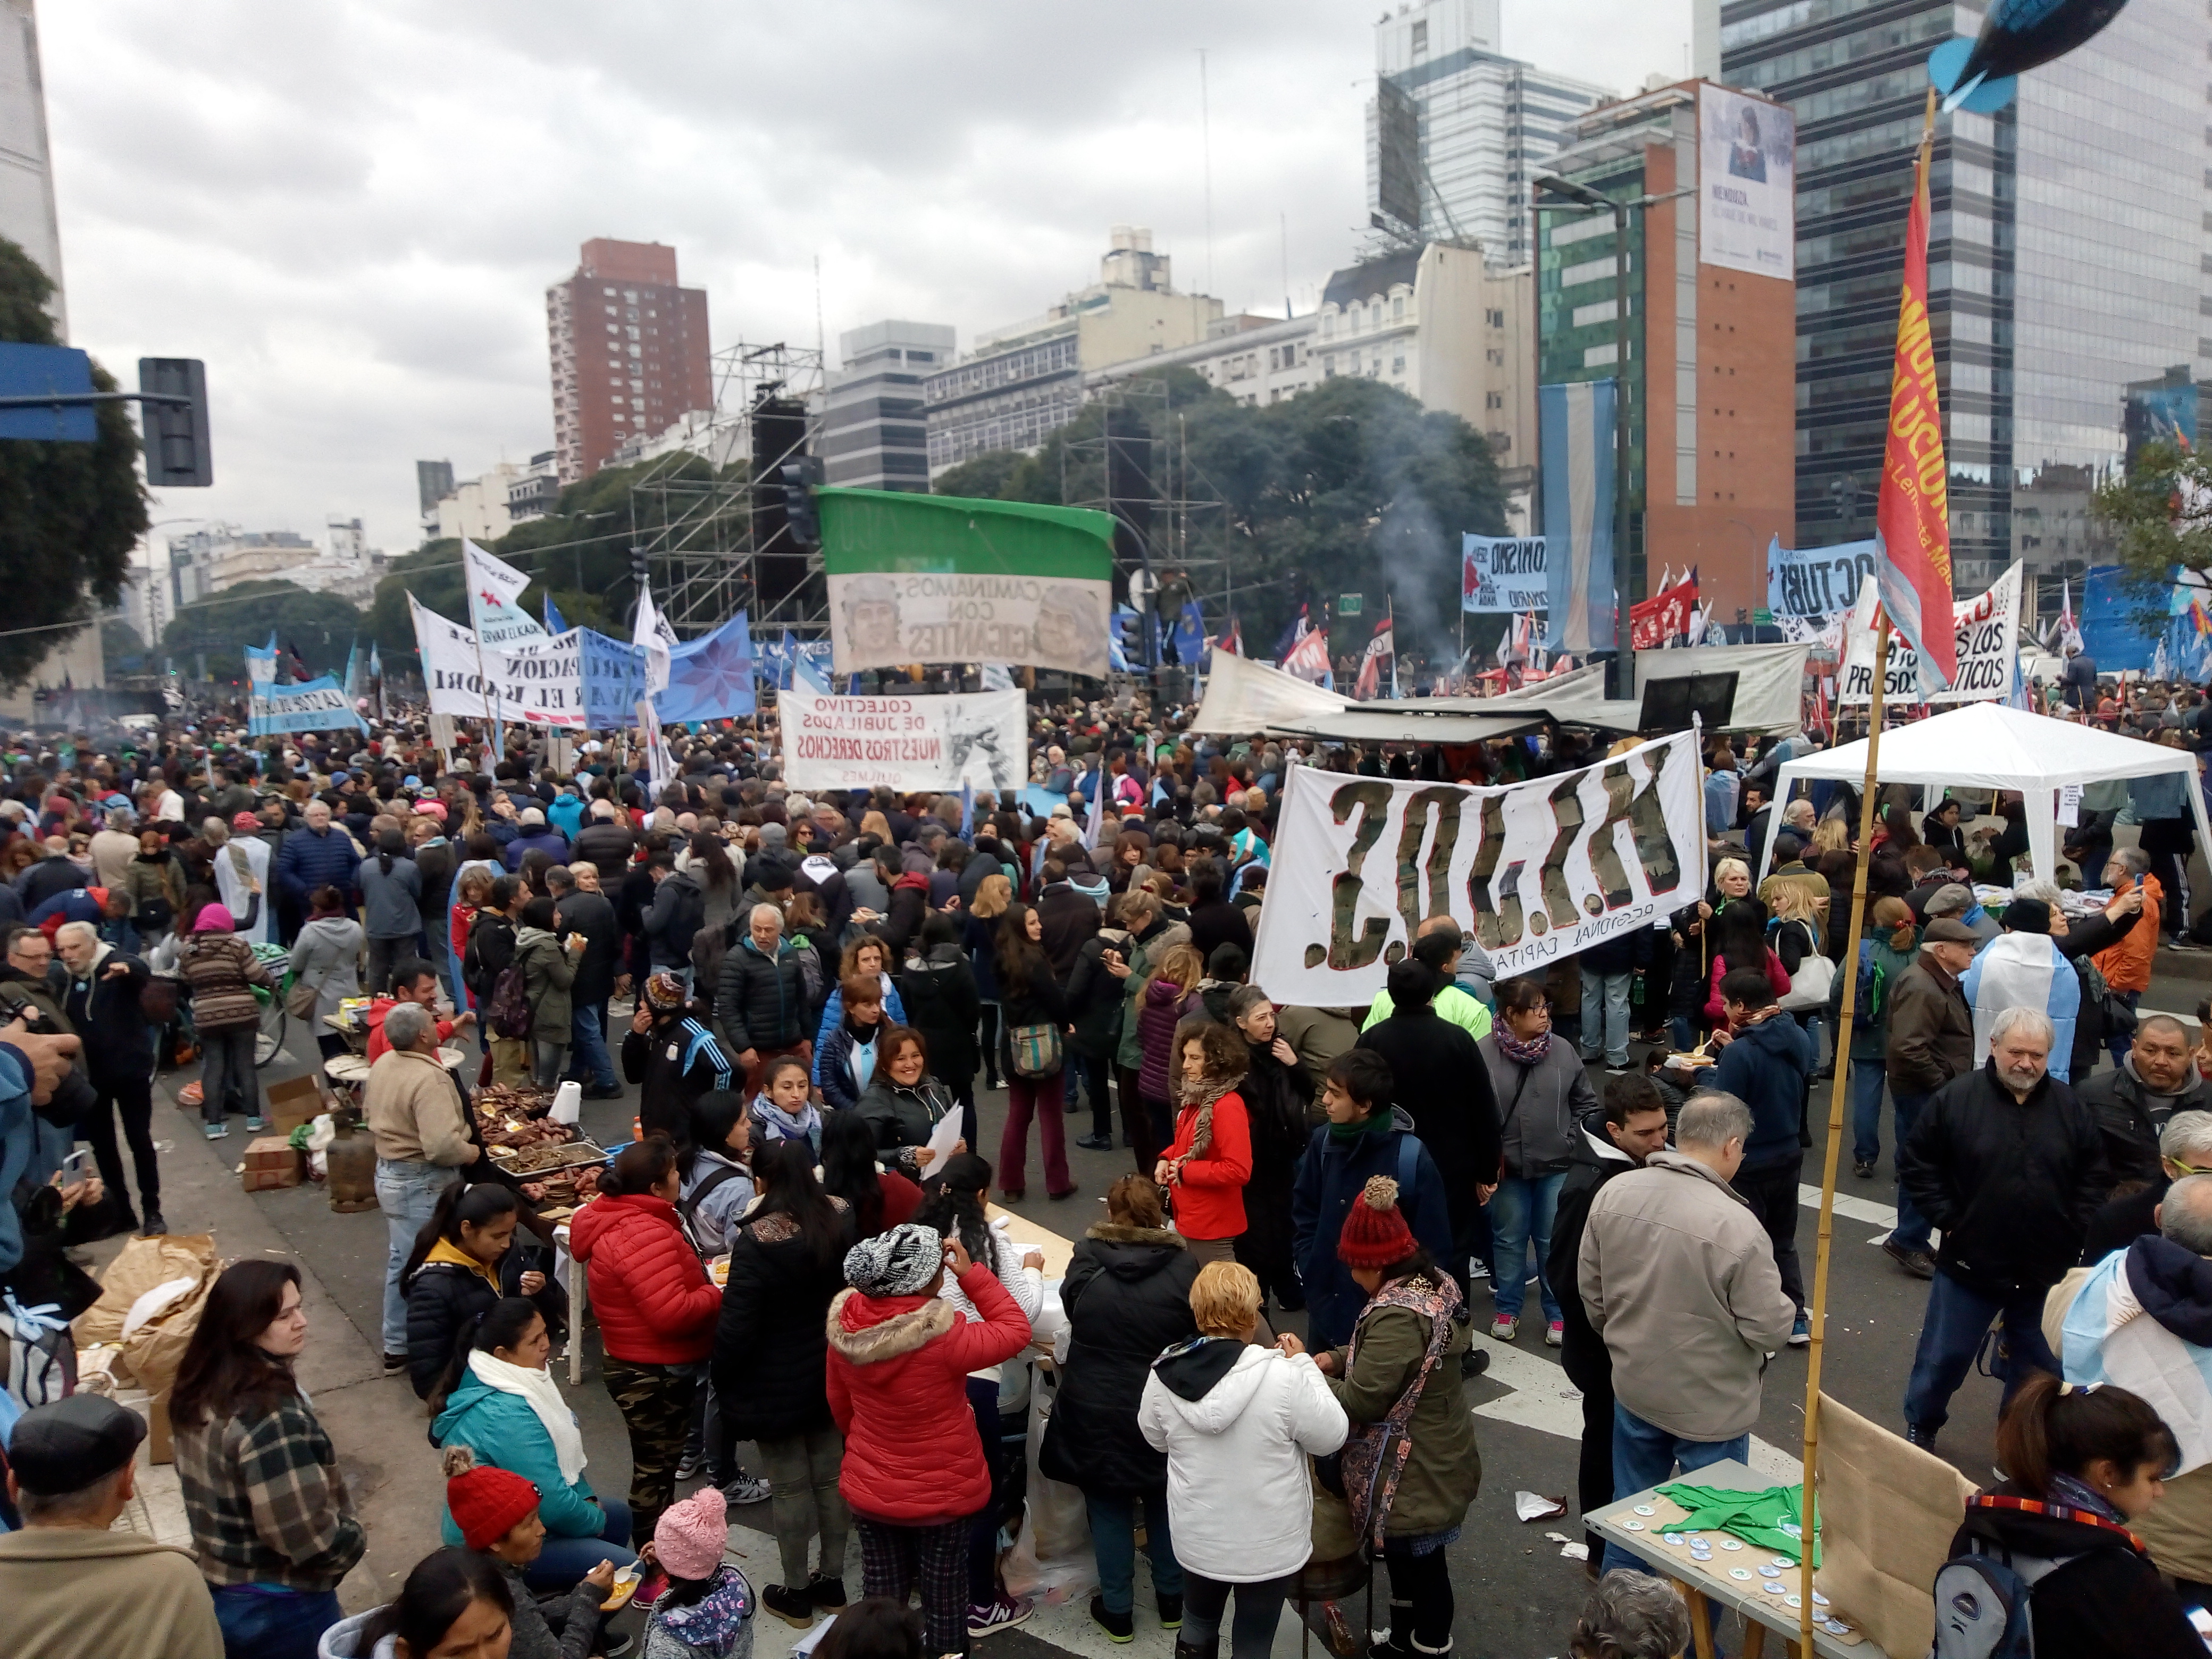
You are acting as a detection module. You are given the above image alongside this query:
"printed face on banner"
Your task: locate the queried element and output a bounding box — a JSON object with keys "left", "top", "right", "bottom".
{"left": 1839, "top": 563, "right": 2020, "bottom": 705}
{"left": 1699, "top": 85, "right": 1794, "bottom": 282}
{"left": 1461, "top": 535, "right": 1549, "bottom": 614}
{"left": 826, "top": 572, "right": 1110, "bottom": 678}
{"left": 1249, "top": 732, "right": 1703, "bottom": 1004}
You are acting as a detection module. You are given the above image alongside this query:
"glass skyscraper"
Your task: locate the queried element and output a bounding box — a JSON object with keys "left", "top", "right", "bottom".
{"left": 1713, "top": 0, "right": 2206, "bottom": 601}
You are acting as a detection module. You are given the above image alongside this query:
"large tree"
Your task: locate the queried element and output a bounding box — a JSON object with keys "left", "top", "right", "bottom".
{"left": 165, "top": 579, "right": 365, "bottom": 684}
{"left": 2091, "top": 438, "right": 2212, "bottom": 632}
{"left": 0, "top": 238, "right": 151, "bottom": 688}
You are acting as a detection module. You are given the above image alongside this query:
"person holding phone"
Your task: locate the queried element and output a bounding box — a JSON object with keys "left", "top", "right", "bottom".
{"left": 401, "top": 1180, "right": 568, "bottom": 1401}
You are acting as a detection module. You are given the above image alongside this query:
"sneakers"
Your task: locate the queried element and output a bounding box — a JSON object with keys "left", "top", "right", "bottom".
{"left": 245, "top": 1116, "right": 267, "bottom": 1133}
{"left": 674, "top": 1452, "right": 704, "bottom": 1481}
{"left": 581, "top": 1082, "right": 627, "bottom": 1100}
{"left": 1489, "top": 1314, "right": 1519, "bottom": 1342}
{"left": 382, "top": 1352, "right": 409, "bottom": 1377}
{"left": 1545, "top": 1320, "right": 1565, "bottom": 1347}
{"left": 1075, "top": 1134, "right": 1115, "bottom": 1152}
{"left": 204, "top": 1122, "right": 229, "bottom": 1140}
{"left": 806, "top": 1573, "right": 847, "bottom": 1611}
{"left": 762, "top": 1585, "right": 816, "bottom": 1629}
{"left": 1090, "top": 1596, "right": 1134, "bottom": 1644}
{"left": 1157, "top": 1592, "right": 1182, "bottom": 1630}
{"left": 1852, "top": 1159, "right": 1876, "bottom": 1179}
{"left": 1468, "top": 1260, "right": 1491, "bottom": 1281}
{"left": 1882, "top": 1237, "right": 1937, "bottom": 1279}
{"left": 140, "top": 1211, "right": 167, "bottom": 1237}
{"left": 1789, "top": 1313, "right": 1812, "bottom": 1347}
{"left": 1904, "top": 1422, "right": 1939, "bottom": 1453}
{"left": 967, "top": 1594, "right": 1034, "bottom": 1638}
{"left": 720, "top": 1471, "right": 772, "bottom": 1505}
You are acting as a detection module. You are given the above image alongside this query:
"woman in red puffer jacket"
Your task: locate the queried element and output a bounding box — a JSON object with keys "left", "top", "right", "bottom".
{"left": 569, "top": 1135, "right": 719, "bottom": 1540}
{"left": 826, "top": 1221, "right": 1032, "bottom": 1657}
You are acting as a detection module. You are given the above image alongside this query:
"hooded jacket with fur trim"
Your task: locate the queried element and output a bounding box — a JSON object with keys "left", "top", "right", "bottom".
{"left": 825, "top": 1260, "right": 1031, "bottom": 1524}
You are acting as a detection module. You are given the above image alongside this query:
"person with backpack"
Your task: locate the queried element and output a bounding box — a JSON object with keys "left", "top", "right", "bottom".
{"left": 1934, "top": 1372, "right": 2200, "bottom": 1658}
{"left": 678, "top": 1090, "right": 756, "bottom": 1257}
{"left": 1829, "top": 896, "right": 1917, "bottom": 1180}
{"left": 464, "top": 875, "right": 524, "bottom": 1080}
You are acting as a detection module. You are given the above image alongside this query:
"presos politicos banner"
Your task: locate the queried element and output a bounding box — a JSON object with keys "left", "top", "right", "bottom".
{"left": 1249, "top": 730, "right": 1705, "bottom": 1004}
{"left": 1838, "top": 561, "right": 2021, "bottom": 705}
{"left": 776, "top": 688, "right": 1028, "bottom": 795}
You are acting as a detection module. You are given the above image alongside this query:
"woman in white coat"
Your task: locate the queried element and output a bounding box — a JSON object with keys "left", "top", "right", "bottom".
{"left": 1139, "top": 1260, "right": 1348, "bottom": 1659}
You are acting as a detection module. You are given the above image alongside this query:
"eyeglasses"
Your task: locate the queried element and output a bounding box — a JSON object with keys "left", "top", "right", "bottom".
{"left": 2166, "top": 1160, "right": 2212, "bottom": 1178}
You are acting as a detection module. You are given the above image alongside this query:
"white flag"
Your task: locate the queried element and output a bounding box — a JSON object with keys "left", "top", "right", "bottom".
{"left": 633, "top": 584, "right": 678, "bottom": 698}
{"left": 981, "top": 663, "right": 1015, "bottom": 692}
{"left": 464, "top": 540, "right": 548, "bottom": 648}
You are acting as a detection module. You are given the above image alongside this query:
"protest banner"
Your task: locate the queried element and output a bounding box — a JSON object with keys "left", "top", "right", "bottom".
{"left": 1249, "top": 730, "right": 1704, "bottom": 1003}
{"left": 777, "top": 688, "right": 1027, "bottom": 795}
{"left": 248, "top": 676, "right": 367, "bottom": 738}
{"left": 1767, "top": 536, "right": 1878, "bottom": 619}
{"left": 1629, "top": 576, "right": 1699, "bottom": 648}
{"left": 1838, "top": 562, "right": 2021, "bottom": 706}
{"left": 819, "top": 489, "right": 1114, "bottom": 677}
{"left": 409, "top": 595, "right": 585, "bottom": 727}
{"left": 1460, "top": 535, "right": 1548, "bottom": 614}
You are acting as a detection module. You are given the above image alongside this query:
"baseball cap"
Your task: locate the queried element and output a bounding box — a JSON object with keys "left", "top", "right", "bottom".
{"left": 8, "top": 1394, "right": 145, "bottom": 1494}
{"left": 518, "top": 807, "right": 546, "bottom": 826}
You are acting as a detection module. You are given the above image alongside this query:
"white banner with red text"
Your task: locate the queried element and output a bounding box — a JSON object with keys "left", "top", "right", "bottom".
{"left": 776, "top": 688, "right": 1027, "bottom": 796}
{"left": 1249, "top": 730, "right": 1704, "bottom": 1004}
{"left": 1838, "top": 562, "right": 2020, "bottom": 705}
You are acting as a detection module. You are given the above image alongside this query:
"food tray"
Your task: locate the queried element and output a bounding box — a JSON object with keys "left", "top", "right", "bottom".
{"left": 490, "top": 1139, "right": 608, "bottom": 1174}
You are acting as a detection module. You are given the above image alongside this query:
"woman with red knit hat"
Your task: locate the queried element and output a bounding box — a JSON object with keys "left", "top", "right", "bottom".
{"left": 1310, "top": 1176, "right": 1482, "bottom": 1659}
{"left": 439, "top": 1445, "right": 614, "bottom": 1659}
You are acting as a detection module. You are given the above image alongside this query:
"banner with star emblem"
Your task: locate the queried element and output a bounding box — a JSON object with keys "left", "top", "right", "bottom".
{"left": 655, "top": 611, "right": 757, "bottom": 723}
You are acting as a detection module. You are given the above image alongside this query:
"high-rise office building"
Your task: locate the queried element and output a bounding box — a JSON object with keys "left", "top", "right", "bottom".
{"left": 1534, "top": 79, "right": 1798, "bottom": 621}
{"left": 1710, "top": 0, "right": 2206, "bottom": 598}
{"left": 1367, "top": 0, "right": 1613, "bottom": 267}
{"left": 0, "top": 0, "right": 63, "bottom": 336}
{"left": 823, "top": 321, "right": 953, "bottom": 492}
{"left": 547, "top": 239, "right": 714, "bottom": 484}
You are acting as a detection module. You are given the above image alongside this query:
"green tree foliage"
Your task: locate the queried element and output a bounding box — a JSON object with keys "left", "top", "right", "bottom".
{"left": 100, "top": 618, "right": 146, "bottom": 668}
{"left": 935, "top": 372, "right": 1505, "bottom": 660}
{"left": 0, "top": 238, "right": 151, "bottom": 688}
{"left": 2091, "top": 438, "right": 2212, "bottom": 632}
{"left": 164, "top": 580, "right": 365, "bottom": 684}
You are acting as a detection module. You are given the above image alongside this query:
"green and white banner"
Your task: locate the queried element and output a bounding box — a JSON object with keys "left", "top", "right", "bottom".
{"left": 819, "top": 488, "right": 1116, "bottom": 678}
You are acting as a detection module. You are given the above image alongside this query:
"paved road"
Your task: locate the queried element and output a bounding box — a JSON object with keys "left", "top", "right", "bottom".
{"left": 117, "top": 952, "right": 2212, "bottom": 1657}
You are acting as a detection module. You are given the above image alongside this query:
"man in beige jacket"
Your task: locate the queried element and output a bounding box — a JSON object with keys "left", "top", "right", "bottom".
{"left": 0, "top": 1394, "right": 223, "bottom": 1659}
{"left": 2043, "top": 1149, "right": 2212, "bottom": 1595}
{"left": 363, "top": 1000, "right": 474, "bottom": 1373}
{"left": 1579, "top": 1089, "right": 1798, "bottom": 1577}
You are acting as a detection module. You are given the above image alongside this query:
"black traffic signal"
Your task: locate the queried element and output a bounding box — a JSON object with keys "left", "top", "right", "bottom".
{"left": 780, "top": 457, "right": 824, "bottom": 549}
{"left": 138, "top": 357, "right": 211, "bottom": 487}
{"left": 630, "top": 547, "right": 649, "bottom": 584}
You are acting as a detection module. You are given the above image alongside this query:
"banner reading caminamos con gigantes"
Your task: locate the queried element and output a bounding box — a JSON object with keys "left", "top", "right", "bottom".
{"left": 1249, "top": 730, "right": 1705, "bottom": 1004}
{"left": 776, "top": 689, "right": 1027, "bottom": 796}
{"left": 818, "top": 488, "right": 1115, "bottom": 678}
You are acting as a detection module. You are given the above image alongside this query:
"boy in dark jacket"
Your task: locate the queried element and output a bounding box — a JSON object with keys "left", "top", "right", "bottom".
{"left": 1702, "top": 967, "right": 1820, "bottom": 1341}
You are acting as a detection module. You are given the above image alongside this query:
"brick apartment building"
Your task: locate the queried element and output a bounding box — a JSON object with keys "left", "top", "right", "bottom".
{"left": 547, "top": 238, "right": 714, "bottom": 484}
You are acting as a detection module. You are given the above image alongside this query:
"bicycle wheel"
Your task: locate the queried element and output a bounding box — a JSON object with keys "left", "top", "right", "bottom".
{"left": 255, "top": 992, "right": 288, "bottom": 1068}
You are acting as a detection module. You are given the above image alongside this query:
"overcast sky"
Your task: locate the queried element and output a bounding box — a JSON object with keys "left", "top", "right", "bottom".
{"left": 41, "top": 1, "right": 1689, "bottom": 564}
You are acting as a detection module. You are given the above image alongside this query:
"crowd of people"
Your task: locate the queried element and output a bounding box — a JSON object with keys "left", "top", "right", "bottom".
{"left": 4, "top": 683, "right": 2212, "bottom": 1658}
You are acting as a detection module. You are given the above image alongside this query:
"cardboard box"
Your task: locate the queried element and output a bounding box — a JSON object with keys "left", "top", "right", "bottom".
{"left": 241, "top": 1135, "right": 303, "bottom": 1192}
{"left": 148, "top": 1393, "right": 173, "bottom": 1465}
{"left": 264, "top": 1074, "right": 324, "bottom": 1136}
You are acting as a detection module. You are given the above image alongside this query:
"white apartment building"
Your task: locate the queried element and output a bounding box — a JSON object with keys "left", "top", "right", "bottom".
{"left": 825, "top": 320, "right": 954, "bottom": 491}
{"left": 1367, "top": 0, "right": 1612, "bottom": 268}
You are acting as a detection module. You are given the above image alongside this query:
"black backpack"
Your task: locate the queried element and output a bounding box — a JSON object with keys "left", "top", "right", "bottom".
{"left": 464, "top": 911, "right": 516, "bottom": 1003}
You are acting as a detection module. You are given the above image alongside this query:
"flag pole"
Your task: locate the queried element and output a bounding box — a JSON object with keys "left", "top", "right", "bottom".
{"left": 1798, "top": 86, "right": 1934, "bottom": 1655}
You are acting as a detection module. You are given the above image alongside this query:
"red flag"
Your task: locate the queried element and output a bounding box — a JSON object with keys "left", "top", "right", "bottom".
{"left": 1872, "top": 105, "right": 1957, "bottom": 688}
{"left": 1629, "top": 576, "right": 1699, "bottom": 649}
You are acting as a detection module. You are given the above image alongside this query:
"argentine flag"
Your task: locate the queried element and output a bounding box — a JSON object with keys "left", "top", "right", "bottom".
{"left": 1960, "top": 931, "right": 2080, "bottom": 1082}
{"left": 2059, "top": 1245, "right": 2212, "bottom": 1477}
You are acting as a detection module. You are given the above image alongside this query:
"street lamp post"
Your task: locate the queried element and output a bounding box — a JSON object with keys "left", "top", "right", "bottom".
{"left": 1532, "top": 176, "right": 1696, "bottom": 703}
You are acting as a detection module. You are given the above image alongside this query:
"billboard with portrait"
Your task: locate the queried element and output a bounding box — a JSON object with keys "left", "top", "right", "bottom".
{"left": 1699, "top": 85, "right": 1794, "bottom": 282}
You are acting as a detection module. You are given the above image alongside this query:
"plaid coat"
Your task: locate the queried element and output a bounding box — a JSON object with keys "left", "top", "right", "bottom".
{"left": 173, "top": 1390, "right": 365, "bottom": 1590}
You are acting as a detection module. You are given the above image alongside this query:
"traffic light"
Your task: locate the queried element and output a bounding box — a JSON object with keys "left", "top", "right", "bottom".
{"left": 138, "top": 358, "right": 211, "bottom": 486}
{"left": 780, "top": 457, "right": 824, "bottom": 549}
{"left": 630, "top": 547, "right": 649, "bottom": 584}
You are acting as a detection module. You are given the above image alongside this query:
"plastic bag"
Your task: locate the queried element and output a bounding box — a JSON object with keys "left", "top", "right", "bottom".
{"left": 1000, "top": 1367, "right": 1099, "bottom": 1604}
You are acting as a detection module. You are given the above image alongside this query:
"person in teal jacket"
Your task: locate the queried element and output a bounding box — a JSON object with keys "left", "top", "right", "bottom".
{"left": 430, "top": 1297, "right": 638, "bottom": 1591}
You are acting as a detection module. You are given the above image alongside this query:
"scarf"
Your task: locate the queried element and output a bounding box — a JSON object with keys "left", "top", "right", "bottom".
{"left": 2047, "top": 1470, "right": 2130, "bottom": 1528}
{"left": 751, "top": 1093, "right": 823, "bottom": 1152}
{"left": 1329, "top": 1107, "right": 1398, "bottom": 1145}
{"left": 1494, "top": 1025, "right": 1551, "bottom": 1066}
{"left": 1172, "top": 1075, "right": 1238, "bottom": 1168}
{"left": 467, "top": 1349, "right": 587, "bottom": 1485}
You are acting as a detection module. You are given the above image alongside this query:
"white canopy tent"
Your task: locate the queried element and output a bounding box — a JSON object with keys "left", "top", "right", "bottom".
{"left": 1754, "top": 701, "right": 2212, "bottom": 891}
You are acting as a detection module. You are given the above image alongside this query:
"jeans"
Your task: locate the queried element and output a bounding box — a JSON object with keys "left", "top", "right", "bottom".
{"left": 2107, "top": 990, "right": 2142, "bottom": 1070}
{"left": 757, "top": 1429, "right": 850, "bottom": 1589}
{"left": 1488, "top": 1170, "right": 1566, "bottom": 1322}
{"left": 525, "top": 1495, "right": 638, "bottom": 1591}
{"left": 209, "top": 1585, "right": 343, "bottom": 1659}
{"left": 199, "top": 1023, "right": 260, "bottom": 1125}
{"left": 567, "top": 999, "right": 618, "bottom": 1090}
{"left": 1730, "top": 1153, "right": 1806, "bottom": 1317}
{"left": 1180, "top": 1571, "right": 1295, "bottom": 1659}
{"left": 1578, "top": 968, "right": 1633, "bottom": 1067}
{"left": 999, "top": 1068, "right": 1070, "bottom": 1196}
{"left": 1070, "top": 1051, "right": 1113, "bottom": 1140}
{"left": 375, "top": 1157, "right": 456, "bottom": 1356}
{"left": 1601, "top": 1405, "right": 1750, "bottom": 1577}
{"left": 1083, "top": 1488, "right": 1181, "bottom": 1616}
{"left": 1889, "top": 1089, "right": 1935, "bottom": 1252}
{"left": 1904, "top": 1268, "right": 2061, "bottom": 1436}
{"left": 1849, "top": 1057, "right": 1887, "bottom": 1167}
{"left": 83, "top": 1071, "right": 157, "bottom": 1221}
{"left": 532, "top": 1038, "right": 569, "bottom": 1090}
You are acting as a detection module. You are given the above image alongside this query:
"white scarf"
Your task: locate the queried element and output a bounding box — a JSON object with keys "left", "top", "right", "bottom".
{"left": 467, "top": 1349, "right": 587, "bottom": 1485}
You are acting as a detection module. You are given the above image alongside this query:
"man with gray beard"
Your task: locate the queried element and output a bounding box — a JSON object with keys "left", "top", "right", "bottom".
{"left": 1897, "top": 1006, "right": 2110, "bottom": 1451}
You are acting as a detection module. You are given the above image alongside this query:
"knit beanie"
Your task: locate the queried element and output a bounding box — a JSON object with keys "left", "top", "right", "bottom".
{"left": 653, "top": 1485, "right": 728, "bottom": 1582}
{"left": 1336, "top": 1175, "right": 1417, "bottom": 1269}
{"left": 843, "top": 1222, "right": 945, "bottom": 1297}
{"left": 645, "top": 971, "right": 688, "bottom": 1012}
{"left": 440, "top": 1446, "right": 539, "bottom": 1551}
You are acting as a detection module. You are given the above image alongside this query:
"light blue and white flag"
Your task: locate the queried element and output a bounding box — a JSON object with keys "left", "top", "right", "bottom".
{"left": 1960, "top": 931, "right": 2080, "bottom": 1082}
{"left": 1539, "top": 379, "right": 1617, "bottom": 656}
{"left": 2059, "top": 1246, "right": 2212, "bottom": 1476}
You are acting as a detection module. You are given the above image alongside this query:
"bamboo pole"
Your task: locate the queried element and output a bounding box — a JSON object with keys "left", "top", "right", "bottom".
{"left": 1797, "top": 616, "right": 1890, "bottom": 1650}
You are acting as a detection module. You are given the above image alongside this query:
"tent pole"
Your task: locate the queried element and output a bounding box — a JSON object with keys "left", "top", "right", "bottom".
{"left": 1799, "top": 615, "right": 1889, "bottom": 1648}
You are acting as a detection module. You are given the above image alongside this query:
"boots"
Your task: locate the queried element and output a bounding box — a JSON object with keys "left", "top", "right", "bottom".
{"left": 1174, "top": 1639, "right": 1218, "bottom": 1659}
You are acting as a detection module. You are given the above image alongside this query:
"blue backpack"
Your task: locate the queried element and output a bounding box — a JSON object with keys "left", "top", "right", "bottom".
{"left": 1849, "top": 941, "right": 1889, "bottom": 1032}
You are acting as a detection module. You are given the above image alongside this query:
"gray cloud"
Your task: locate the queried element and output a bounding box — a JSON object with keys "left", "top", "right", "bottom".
{"left": 41, "top": 0, "right": 1683, "bottom": 558}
